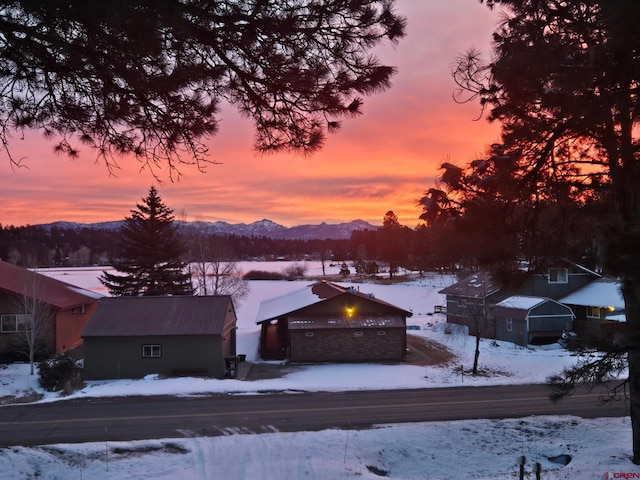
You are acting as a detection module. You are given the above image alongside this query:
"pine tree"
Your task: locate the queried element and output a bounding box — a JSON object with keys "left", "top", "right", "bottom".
{"left": 100, "top": 187, "right": 193, "bottom": 296}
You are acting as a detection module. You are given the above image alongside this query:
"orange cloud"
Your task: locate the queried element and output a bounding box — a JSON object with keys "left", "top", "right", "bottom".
{"left": 0, "top": 1, "right": 501, "bottom": 229}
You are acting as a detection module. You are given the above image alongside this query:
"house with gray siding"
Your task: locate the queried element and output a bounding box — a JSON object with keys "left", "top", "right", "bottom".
{"left": 439, "top": 260, "right": 600, "bottom": 345}
{"left": 256, "top": 281, "right": 411, "bottom": 362}
{"left": 493, "top": 296, "right": 574, "bottom": 346}
{"left": 82, "top": 295, "right": 237, "bottom": 380}
{"left": 559, "top": 278, "right": 625, "bottom": 346}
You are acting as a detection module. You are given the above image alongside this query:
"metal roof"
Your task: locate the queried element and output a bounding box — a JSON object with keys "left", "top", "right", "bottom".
{"left": 0, "top": 260, "right": 102, "bottom": 309}
{"left": 82, "top": 295, "right": 235, "bottom": 337}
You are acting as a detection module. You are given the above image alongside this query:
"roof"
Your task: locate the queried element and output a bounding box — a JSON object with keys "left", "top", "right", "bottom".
{"left": 288, "top": 315, "right": 406, "bottom": 330}
{"left": 0, "top": 260, "right": 102, "bottom": 309}
{"left": 559, "top": 278, "right": 624, "bottom": 310}
{"left": 495, "top": 295, "right": 548, "bottom": 310}
{"left": 255, "top": 280, "right": 411, "bottom": 324}
{"left": 495, "top": 295, "right": 574, "bottom": 319}
{"left": 439, "top": 271, "right": 502, "bottom": 298}
{"left": 82, "top": 295, "right": 235, "bottom": 337}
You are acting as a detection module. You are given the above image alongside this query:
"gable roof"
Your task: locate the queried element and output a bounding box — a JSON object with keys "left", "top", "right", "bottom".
{"left": 82, "top": 295, "right": 235, "bottom": 337}
{"left": 494, "top": 296, "right": 574, "bottom": 321}
{"left": 439, "top": 271, "right": 502, "bottom": 298}
{"left": 559, "top": 278, "right": 624, "bottom": 310}
{"left": 0, "top": 260, "right": 102, "bottom": 309}
{"left": 496, "top": 295, "right": 562, "bottom": 311}
{"left": 255, "top": 280, "right": 411, "bottom": 324}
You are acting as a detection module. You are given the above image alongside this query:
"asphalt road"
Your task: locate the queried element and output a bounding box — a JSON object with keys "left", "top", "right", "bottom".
{"left": 0, "top": 383, "right": 627, "bottom": 448}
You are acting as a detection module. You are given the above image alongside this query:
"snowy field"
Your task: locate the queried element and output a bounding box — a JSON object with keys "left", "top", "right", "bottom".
{"left": 1, "top": 261, "right": 638, "bottom": 479}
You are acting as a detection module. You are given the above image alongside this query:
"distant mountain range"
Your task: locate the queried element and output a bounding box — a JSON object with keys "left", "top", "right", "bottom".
{"left": 37, "top": 219, "right": 379, "bottom": 240}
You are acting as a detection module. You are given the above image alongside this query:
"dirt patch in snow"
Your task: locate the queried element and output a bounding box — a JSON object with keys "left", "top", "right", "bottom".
{"left": 404, "top": 334, "right": 456, "bottom": 367}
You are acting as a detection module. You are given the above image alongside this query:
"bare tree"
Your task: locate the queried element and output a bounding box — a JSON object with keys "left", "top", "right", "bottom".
{"left": 11, "top": 268, "right": 54, "bottom": 375}
{"left": 463, "top": 297, "right": 491, "bottom": 376}
{"left": 190, "top": 236, "right": 250, "bottom": 306}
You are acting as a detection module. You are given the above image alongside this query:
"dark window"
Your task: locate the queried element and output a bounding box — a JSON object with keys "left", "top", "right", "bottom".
{"left": 0, "top": 314, "right": 31, "bottom": 333}
{"left": 142, "top": 344, "right": 161, "bottom": 358}
{"left": 72, "top": 305, "right": 86, "bottom": 315}
{"left": 548, "top": 268, "right": 568, "bottom": 284}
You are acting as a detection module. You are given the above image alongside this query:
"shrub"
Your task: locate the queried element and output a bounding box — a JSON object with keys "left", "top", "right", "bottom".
{"left": 282, "top": 262, "right": 308, "bottom": 280}
{"left": 38, "top": 354, "right": 83, "bottom": 392}
{"left": 243, "top": 270, "right": 285, "bottom": 280}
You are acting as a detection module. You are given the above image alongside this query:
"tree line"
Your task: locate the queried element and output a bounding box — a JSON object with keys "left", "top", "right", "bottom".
{"left": 2, "top": 0, "right": 640, "bottom": 461}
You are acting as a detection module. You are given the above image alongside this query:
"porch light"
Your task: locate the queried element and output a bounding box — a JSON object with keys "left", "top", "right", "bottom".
{"left": 607, "top": 306, "right": 615, "bottom": 312}
{"left": 345, "top": 306, "right": 355, "bottom": 318}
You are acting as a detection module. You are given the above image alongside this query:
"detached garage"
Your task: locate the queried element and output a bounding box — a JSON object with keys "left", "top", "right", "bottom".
{"left": 82, "top": 296, "right": 237, "bottom": 380}
{"left": 494, "top": 296, "right": 574, "bottom": 346}
{"left": 256, "top": 281, "right": 411, "bottom": 363}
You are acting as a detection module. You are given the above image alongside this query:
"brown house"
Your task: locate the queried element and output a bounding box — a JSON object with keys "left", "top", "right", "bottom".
{"left": 82, "top": 295, "right": 237, "bottom": 379}
{"left": 0, "top": 261, "right": 101, "bottom": 360}
{"left": 256, "top": 281, "right": 411, "bottom": 363}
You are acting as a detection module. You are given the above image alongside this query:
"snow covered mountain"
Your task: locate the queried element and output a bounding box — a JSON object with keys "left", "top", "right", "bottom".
{"left": 38, "top": 218, "right": 378, "bottom": 240}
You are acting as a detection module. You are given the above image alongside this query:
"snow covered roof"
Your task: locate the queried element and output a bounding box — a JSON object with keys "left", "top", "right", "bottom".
{"left": 495, "top": 295, "right": 548, "bottom": 310}
{"left": 439, "top": 271, "right": 502, "bottom": 298}
{"left": 559, "top": 278, "right": 624, "bottom": 309}
{"left": 606, "top": 313, "right": 626, "bottom": 323}
{"left": 255, "top": 281, "right": 410, "bottom": 324}
{"left": 255, "top": 281, "right": 344, "bottom": 323}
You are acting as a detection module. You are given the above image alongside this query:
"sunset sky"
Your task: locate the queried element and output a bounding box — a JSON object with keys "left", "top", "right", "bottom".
{"left": 0, "top": 1, "right": 502, "bottom": 229}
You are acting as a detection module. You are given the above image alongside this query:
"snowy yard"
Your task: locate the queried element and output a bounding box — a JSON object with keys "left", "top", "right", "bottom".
{"left": 1, "top": 262, "right": 638, "bottom": 479}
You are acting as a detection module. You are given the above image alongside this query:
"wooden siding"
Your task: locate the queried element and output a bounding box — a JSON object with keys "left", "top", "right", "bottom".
{"left": 494, "top": 300, "right": 573, "bottom": 347}
{"left": 520, "top": 272, "right": 597, "bottom": 301}
{"left": 55, "top": 302, "right": 97, "bottom": 354}
{"left": 83, "top": 334, "right": 228, "bottom": 380}
{"left": 445, "top": 293, "right": 501, "bottom": 338}
{"left": 0, "top": 290, "right": 56, "bottom": 358}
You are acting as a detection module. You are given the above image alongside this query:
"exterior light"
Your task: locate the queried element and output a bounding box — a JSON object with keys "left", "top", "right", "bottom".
{"left": 346, "top": 307, "right": 355, "bottom": 318}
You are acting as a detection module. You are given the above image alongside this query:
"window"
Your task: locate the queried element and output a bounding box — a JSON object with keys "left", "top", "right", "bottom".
{"left": 548, "top": 268, "right": 568, "bottom": 284}
{"left": 377, "top": 331, "right": 386, "bottom": 336}
{"left": 72, "top": 305, "right": 86, "bottom": 315}
{"left": 305, "top": 332, "right": 314, "bottom": 337}
{"left": 506, "top": 318, "right": 513, "bottom": 332}
{"left": 586, "top": 306, "right": 601, "bottom": 319}
{"left": 142, "top": 344, "right": 161, "bottom": 358}
{"left": 353, "top": 331, "right": 364, "bottom": 337}
{"left": 0, "top": 314, "right": 31, "bottom": 333}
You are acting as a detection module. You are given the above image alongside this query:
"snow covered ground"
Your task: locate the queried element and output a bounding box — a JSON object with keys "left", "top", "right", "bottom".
{"left": 1, "top": 261, "right": 638, "bottom": 479}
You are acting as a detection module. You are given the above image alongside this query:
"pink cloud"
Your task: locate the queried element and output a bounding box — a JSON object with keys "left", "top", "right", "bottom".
{"left": 0, "top": 1, "right": 503, "bottom": 229}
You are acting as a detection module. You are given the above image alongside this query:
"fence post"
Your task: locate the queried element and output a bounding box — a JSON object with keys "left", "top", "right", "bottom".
{"left": 517, "top": 455, "right": 526, "bottom": 480}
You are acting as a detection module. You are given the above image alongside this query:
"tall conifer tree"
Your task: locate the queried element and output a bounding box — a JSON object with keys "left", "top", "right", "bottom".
{"left": 100, "top": 187, "right": 193, "bottom": 296}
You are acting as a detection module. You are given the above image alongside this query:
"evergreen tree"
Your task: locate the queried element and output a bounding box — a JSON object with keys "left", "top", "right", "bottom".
{"left": 452, "top": 0, "right": 640, "bottom": 462}
{"left": 378, "top": 211, "right": 407, "bottom": 279}
{"left": 100, "top": 187, "right": 193, "bottom": 296}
